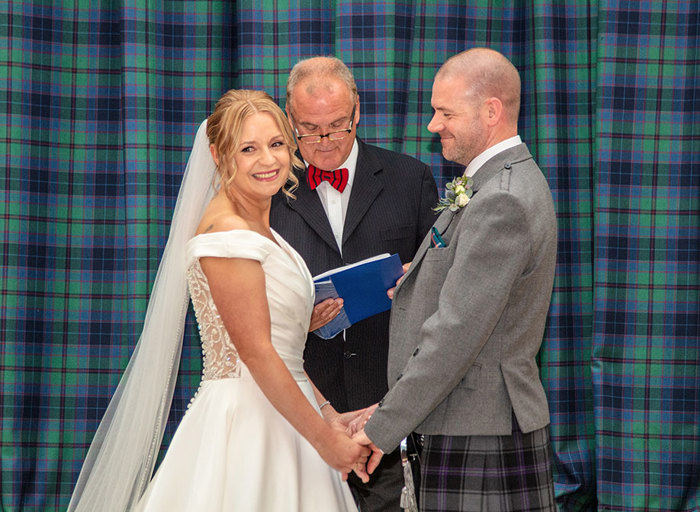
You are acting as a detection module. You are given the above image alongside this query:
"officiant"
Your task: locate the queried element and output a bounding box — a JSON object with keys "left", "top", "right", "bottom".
{"left": 270, "top": 56, "right": 438, "bottom": 511}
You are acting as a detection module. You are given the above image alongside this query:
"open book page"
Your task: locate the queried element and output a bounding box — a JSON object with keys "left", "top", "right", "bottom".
{"left": 311, "top": 253, "right": 402, "bottom": 339}
{"left": 313, "top": 253, "right": 391, "bottom": 282}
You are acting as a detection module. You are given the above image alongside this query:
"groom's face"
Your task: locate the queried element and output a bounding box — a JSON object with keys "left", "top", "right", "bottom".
{"left": 428, "top": 75, "right": 488, "bottom": 167}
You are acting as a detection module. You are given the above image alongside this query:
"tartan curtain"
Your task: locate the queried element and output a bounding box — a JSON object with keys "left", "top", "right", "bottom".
{"left": 1, "top": 1, "right": 698, "bottom": 511}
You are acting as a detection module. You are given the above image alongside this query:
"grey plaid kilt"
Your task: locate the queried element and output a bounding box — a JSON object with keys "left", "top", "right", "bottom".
{"left": 418, "top": 417, "right": 555, "bottom": 512}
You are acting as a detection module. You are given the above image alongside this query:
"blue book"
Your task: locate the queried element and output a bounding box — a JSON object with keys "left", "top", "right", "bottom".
{"left": 312, "top": 253, "right": 403, "bottom": 339}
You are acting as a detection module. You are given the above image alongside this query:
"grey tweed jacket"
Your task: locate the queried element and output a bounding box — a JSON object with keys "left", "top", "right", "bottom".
{"left": 364, "top": 143, "right": 557, "bottom": 453}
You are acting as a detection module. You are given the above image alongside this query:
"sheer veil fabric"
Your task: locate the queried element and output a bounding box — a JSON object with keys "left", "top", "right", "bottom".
{"left": 68, "top": 121, "right": 216, "bottom": 511}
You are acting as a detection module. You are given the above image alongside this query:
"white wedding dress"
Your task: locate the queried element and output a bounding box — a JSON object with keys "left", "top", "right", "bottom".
{"left": 135, "top": 228, "right": 357, "bottom": 511}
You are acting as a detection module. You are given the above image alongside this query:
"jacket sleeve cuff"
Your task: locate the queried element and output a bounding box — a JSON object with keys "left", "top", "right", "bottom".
{"left": 363, "top": 408, "right": 405, "bottom": 454}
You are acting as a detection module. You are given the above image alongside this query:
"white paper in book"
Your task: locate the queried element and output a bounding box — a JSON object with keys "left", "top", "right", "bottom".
{"left": 313, "top": 253, "right": 391, "bottom": 281}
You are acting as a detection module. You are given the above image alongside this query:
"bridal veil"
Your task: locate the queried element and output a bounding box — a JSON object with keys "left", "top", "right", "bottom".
{"left": 68, "top": 120, "right": 215, "bottom": 511}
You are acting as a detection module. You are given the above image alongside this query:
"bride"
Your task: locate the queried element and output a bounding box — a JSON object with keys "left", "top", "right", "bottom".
{"left": 68, "top": 90, "right": 377, "bottom": 511}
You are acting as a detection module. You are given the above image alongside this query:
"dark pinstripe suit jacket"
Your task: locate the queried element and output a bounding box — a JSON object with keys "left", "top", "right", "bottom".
{"left": 270, "top": 139, "right": 438, "bottom": 412}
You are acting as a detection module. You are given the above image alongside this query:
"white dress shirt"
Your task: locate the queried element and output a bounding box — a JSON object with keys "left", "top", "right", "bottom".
{"left": 306, "top": 140, "right": 359, "bottom": 255}
{"left": 464, "top": 135, "right": 522, "bottom": 177}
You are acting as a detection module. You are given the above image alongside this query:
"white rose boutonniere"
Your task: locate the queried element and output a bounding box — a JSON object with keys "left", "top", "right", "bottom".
{"left": 434, "top": 175, "right": 473, "bottom": 212}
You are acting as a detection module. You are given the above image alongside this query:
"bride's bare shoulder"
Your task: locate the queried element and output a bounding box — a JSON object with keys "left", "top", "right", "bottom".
{"left": 196, "top": 197, "right": 250, "bottom": 236}
{"left": 196, "top": 215, "right": 249, "bottom": 236}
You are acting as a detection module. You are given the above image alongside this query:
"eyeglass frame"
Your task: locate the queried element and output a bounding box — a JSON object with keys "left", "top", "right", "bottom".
{"left": 290, "top": 105, "right": 357, "bottom": 144}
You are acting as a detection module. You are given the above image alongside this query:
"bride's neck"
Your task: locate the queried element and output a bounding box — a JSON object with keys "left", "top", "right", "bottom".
{"left": 221, "top": 188, "right": 272, "bottom": 232}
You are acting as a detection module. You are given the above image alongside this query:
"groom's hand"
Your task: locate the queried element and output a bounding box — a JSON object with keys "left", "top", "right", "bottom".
{"left": 347, "top": 403, "right": 377, "bottom": 435}
{"left": 322, "top": 405, "right": 366, "bottom": 434}
{"left": 352, "top": 429, "right": 384, "bottom": 475}
{"left": 324, "top": 404, "right": 377, "bottom": 437}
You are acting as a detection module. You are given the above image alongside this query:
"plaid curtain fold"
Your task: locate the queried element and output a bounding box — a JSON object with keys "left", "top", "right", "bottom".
{"left": 592, "top": 1, "right": 700, "bottom": 509}
{"left": 1, "top": 1, "right": 698, "bottom": 511}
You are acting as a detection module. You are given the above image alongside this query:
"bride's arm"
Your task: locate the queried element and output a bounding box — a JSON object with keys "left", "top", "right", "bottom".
{"left": 201, "top": 255, "right": 370, "bottom": 480}
{"left": 307, "top": 375, "right": 366, "bottom": 428}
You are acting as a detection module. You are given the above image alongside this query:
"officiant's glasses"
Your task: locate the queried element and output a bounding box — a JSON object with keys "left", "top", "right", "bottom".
{"left": 292, "top": 106, "right": 356, "bottom": 144}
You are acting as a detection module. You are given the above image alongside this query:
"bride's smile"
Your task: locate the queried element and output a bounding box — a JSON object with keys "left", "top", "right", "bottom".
{"left": 252, "top": 169, "right": 281, "bottom": 181}
{"left": 231, "top": 112, "right": 290, "bottom": 200}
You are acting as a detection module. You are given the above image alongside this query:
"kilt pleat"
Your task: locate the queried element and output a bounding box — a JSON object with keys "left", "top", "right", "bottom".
{"left": 419, "top": 417, "right": 555, "bottom": 512}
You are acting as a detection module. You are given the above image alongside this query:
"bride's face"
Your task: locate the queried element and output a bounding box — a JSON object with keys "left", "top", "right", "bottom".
{"left": 229, "top": 112, "right": 291, "bottom": 201}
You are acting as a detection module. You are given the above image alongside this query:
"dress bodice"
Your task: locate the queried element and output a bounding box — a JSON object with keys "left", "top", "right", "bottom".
{"left": 138, "top": 228, "right": 358, "bottom": 512}
{"left": 184, "top": 229, "right": 314, "bottom": 381}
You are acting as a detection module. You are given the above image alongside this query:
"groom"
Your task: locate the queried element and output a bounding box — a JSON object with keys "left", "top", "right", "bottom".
{"left": 357, "top": 48, "right": 558, "bottom": 511}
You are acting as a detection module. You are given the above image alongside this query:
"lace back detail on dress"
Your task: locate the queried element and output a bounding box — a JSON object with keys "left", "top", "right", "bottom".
{"left": 186, "top": 260, "right": 241, "bottom": 381}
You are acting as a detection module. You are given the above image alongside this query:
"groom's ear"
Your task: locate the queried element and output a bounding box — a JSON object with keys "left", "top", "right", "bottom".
{"left": 483, "top": 97, "right": 503, "bottom": 127}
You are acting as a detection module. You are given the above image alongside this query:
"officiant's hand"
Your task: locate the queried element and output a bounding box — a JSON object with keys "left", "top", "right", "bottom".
{"left": 352, "top": 429, "right": 384, "bottom": 475}
{"left": 387, "top": 262, "right": 411, "bottom": 299}
{"left": 308, "top": 298, "right": 344, "bottom": 332}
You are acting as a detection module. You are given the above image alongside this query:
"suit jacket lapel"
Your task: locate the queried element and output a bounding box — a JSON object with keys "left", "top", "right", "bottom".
{"left": 342, "top": 140, "right": 383, "bottom": 246}
{"left": 286, "top": 167, "right": 340, "bottom": 254}
{"left": 395, "top": 144, "right": 532, "bottom": 296}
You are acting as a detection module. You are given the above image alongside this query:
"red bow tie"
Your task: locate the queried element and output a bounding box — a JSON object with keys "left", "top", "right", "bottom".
{"left": 307, "top": 165, "right": 349, "bottom": 193}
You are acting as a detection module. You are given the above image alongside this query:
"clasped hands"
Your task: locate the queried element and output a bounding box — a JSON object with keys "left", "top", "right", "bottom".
{"left": 311, "top": 262, "right": 410, "bottom": 480}
{"left": 323, "top": 404, "right": 382, "bottom": 483}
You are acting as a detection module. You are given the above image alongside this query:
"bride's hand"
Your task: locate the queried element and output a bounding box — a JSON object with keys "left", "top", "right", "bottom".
{"left": 320, "top": 404, "right": 367, "bottom": 434}
{"left": 315, "top": 429, "right": 371, "bottom": 482}
{"left": 347, "top": 403, "right": 377, "bottom": 436}
{"left": 308, "top": 298, "right": 344, "bottom": 332}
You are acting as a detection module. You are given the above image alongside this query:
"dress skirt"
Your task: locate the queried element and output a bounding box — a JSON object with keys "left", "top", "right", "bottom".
{"left": 136, "top": 369, "right": 357, "bottom": 511}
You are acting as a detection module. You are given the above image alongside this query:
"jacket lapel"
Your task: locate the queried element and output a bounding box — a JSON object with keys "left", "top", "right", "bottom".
{"left": 342, "top": 140, "right": 383, "bottom": 246}
{"left": 393, "top": 144, "right": 534, "bottom": 299}
{"left": 286, "top": 168, "right": 340, "bottom": 254}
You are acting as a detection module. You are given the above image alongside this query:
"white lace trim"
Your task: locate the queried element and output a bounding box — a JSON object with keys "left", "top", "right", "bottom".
{"left": 186, "top": 260, "right": 241, "bottom": 393}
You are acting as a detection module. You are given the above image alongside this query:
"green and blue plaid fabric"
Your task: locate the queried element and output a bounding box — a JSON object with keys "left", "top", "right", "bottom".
{"left": 1, "top": 1, "right": 698, "bottom": 511}
{"left": 591, "top": 2, "right": 700, "bottom": 510}
{"left": 1, "top": 2, "right": 235, "bottom": 510}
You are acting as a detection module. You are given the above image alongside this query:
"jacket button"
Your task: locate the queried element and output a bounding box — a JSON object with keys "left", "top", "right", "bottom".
{"left": 504, "top": 162, "right": 511, "bottom": 169}
{"left": 378, "top": 399, "right": 384, "bottom": 407}
{"left": 413, "top": 347, "right": 420, "bottom": 356}
{"left": 343, "top": 351, "right": 356, "bottom": 360}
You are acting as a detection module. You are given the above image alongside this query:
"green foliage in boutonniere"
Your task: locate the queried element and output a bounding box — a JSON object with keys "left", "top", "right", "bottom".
{"left": 434, "top": 175, "right": 473, "bottom": 212}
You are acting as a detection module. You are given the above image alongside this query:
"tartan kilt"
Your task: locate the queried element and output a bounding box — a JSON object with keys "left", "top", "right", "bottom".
{"left": 418, "top": 417, "right": 555, "bottom": 512}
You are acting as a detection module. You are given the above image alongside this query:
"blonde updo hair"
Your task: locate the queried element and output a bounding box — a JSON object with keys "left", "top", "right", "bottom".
{"left": 206, "top": 89, "right": 302, "bottom": 198}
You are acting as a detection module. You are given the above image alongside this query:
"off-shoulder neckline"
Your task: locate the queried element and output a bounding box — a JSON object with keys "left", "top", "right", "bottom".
{"left": 186, "top": 228, "right": 306, "bottom": 278}
{"left": 188, "top": 228, "right": 280, "bottom": 247}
